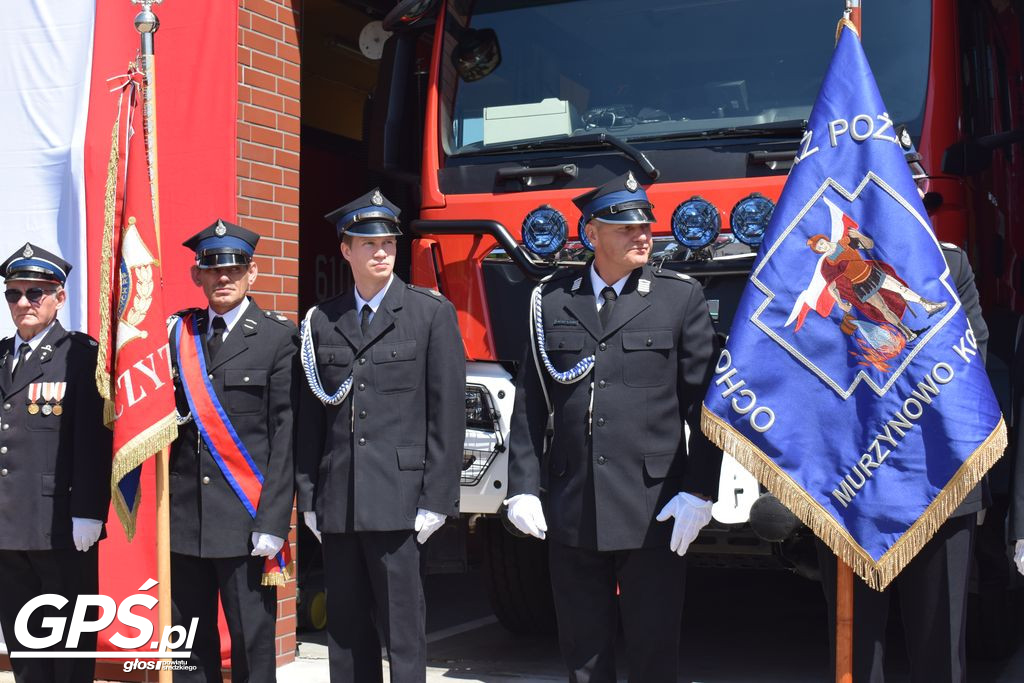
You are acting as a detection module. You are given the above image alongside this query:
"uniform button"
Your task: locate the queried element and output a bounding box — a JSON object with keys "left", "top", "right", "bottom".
{"left": 243, "top": 376, "right": 250, "bottom": 383}
{"left": 391, "top": 350, "right": 398, "bottom": 358}
{"left": 596, "top": 417, "right": 606, "bottom": 427}
{"left": 202, "top": 476, "right": 211, "bottom": 485}
{"left": 0, "top": 447, "right": 7, "bottom": 454}
{"left": 598, "top": 380, "right": 607, "bottom": 389}
{"left": 208, "top": 374, "right": 214, "bottom": 380}
{"left": 358, "top": 437, "right": 366, "bottom": 446}
{"left": 1, "top": 468, "right": 9, "bottom": 476}
{"left": 596, "top": 456, "right": 606, "bottom": 465}
{"left": 599, "top": 342, "right": 607, "bottom": 351}
{"left": 2, "top": 403, "right": 10, "bottom": 411}
{"left": 358, "top": 383, "right": 366, "bottom": 391}
{"left": 359, "top": 358, "right": 367, "bottom": 365}
{"left": 1, "top": 424, "right": 8, "bottom": 431}
{"left": 645, "top": 338, "right": 653, "bottom": 347}
{"left": 359, "top": 410, "right": 367, "bottom": 419}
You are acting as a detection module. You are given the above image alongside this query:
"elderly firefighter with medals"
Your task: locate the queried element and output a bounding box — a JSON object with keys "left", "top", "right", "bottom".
{"left": 505, "top": 172, "right": 722, "bottom": 683}
{"left": 295, "top": 188, "right": 465, "bottom": 683}
{"left": 167, "top": 220, "right": 298, "bottom": 682}
{"left": 0, "top": 244, "right": 111, "bottom": 683}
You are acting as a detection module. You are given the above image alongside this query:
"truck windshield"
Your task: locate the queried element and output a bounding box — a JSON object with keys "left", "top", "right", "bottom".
{"left": 443, "top": 0, "right": 931, "bottom": 156}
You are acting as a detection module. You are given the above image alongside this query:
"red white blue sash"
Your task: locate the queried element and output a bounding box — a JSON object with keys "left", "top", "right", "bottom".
{"left": 174, "top": 313, "right": 292, "bottom": 584}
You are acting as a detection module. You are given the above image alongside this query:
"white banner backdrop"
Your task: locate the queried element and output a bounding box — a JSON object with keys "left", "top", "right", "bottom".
{"left": 0, "top": 0, "right": 96, "bottom": 339}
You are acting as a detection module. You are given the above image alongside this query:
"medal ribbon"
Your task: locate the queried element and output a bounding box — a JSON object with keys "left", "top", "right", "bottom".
{"left": 174, "top": 313, "right": 292, "bottom": 584}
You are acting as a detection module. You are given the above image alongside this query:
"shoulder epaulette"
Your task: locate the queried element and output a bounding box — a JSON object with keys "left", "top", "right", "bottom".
{"left": 69, "top": 330, "right": 99, "bottom": 347}
{"left": 405, "top": 283, "right": 447, "bottom": 301}
{"left": 262, "top": 310, "right": 295, "bottom": 326}
{"left": 653, "top": 269, "right": 693, "bottom": 282}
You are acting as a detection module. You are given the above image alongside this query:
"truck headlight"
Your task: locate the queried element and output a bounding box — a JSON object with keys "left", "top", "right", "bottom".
{"left": 522, "top": 206, "right": 567, "bottom": 256}
{"left": 730, "top": 193, "right": 775, "bottom": 246}
{"left": 671, "top": 196, "right": 721, "bottom": 249}
{"left": 464, "top": 385, "right": 503, "bottom": 485}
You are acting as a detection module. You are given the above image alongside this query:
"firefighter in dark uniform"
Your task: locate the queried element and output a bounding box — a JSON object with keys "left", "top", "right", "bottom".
{"left": 295, "top": 189, "right": 465, "bottom": 683}
{"left": 168, "top": 220, "right": 298, "bottom": 682}
{"left": 505, "top": 173, "right": 722, "bottom": 683}
{"left": 817, "top": 242, "right": 989, "bottom": 683}
{"left": 0, "top": 243, "right": 112, "bottom": 683}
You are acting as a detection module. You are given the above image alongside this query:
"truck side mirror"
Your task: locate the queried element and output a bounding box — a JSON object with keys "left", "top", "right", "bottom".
{"left": 453, "top": 28, "right": 501, "bottom": 82}
{"left": 942, "top": 128, "right": 1024, "bottom": 176}
{"left": 382, "top": 0, "right": 439, "bottom": 32}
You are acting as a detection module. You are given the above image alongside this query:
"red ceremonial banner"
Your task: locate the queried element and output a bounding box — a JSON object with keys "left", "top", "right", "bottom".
{"left": 95, "top": 69, "right": 177, "bottom": 541}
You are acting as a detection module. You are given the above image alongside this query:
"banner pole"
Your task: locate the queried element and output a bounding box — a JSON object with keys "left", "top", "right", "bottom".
{"left": 132, "top": 3, "right": 171, "bottom": 681}
{"left": 834, "top": 7, "right": 860, "bottom": 681}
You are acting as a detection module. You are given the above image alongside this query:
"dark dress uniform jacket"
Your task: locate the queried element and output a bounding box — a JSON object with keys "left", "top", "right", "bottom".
{"left": 168, "top": 301, "right": 298, "bottom": 557}
{"left": 0, "top": 322, "right": 112, "bottom": 550}
{"left": 508, "top": 264, "right": 721, "bottom": 552}
{"left": 295, "top": 278, "right": 465, "bottom": 532}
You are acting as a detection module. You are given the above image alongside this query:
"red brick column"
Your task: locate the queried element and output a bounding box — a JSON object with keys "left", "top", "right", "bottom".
{"left": 237, "top": 0, "right": 301, "bottom": 667}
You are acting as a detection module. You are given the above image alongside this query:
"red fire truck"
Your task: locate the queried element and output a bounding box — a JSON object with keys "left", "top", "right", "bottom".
{"left": 361, "top": 0, "right": 1024, "bottom": 647}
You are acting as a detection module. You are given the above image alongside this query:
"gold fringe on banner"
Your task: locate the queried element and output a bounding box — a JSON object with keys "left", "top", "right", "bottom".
{"left": 261, "top": 562, "right": 296, "bottom": 587}
{"left": 94, "top": 93, "right": 123, "bottom": 412}
{"left": 701, "top": 406, "right": 1007, "bottom": 590}
{"left": 111, "top": 412, "right": 178, "bottom": 542}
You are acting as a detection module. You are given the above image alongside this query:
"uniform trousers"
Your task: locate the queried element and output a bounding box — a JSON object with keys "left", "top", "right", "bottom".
{"left": 170, "top": 552, "right": 277, "bottom": 683}
{"left": 322, "top": 530, "right": 425, "bottom": 683}
{"left": 817, "top": 512, "right": 976, "bottom": 683}
{"left": 0, "top": 547, "right": 98, "bottom": 683}
{"left": 548, "top": 540, "right": 688, "bottom": 683}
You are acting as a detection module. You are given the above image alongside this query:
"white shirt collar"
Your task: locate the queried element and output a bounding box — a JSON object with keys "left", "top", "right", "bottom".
{"left": 589, "top": 265, "right": 629, "bottom": 310}
{"left": 354, "top": 275, "right": 394, "bottom": 316}
{"left": 207, "top": 297, "right": 250, "bottom": 337}
{"left": 13, "top": 319, "right": 57, "bottom": 356}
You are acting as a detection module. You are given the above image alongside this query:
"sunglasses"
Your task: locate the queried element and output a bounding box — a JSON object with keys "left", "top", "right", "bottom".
{"left": 4, "top": 287, "right": 57, "bottom": 304}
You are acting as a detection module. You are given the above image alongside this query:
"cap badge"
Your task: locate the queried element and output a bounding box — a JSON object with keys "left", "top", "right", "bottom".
{"left": 22, "top": 245, "right": 33, "bottom": 258}
{"left": 899, "top": 128, "right": 912, "bottom": 149}
{"left": 625, "top": 172, "right": 638, "bottom": 192}
{"left": 215, "top": 220, "right": 227, "bottom": 237}
{"left": 371, "top": 190, "right": 384, "bottom": 206}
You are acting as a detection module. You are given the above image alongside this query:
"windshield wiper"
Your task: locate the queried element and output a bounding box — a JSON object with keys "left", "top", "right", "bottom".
{"left": 629, "top": 119, "right": 807, "bottom": 143}
{"left": 466, "top": 132, "right": 660, "bottom": 179}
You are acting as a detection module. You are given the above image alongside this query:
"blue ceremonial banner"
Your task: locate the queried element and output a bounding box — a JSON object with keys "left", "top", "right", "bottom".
{"left": 701, "top": 24, "right": 1006, "bottom": 589}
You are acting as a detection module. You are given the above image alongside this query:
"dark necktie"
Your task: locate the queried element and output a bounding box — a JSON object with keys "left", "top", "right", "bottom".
{"left": 360, "top": 304, "right": 372, "bottom": 336}
{"left": 10, "top": 344, "right": 30, "bottom": 381}
{"left": 599, "top": 286, "right": 617, "bottom": 329}
{"left": 208, "top": 316, "right": 226, "bottom": 360}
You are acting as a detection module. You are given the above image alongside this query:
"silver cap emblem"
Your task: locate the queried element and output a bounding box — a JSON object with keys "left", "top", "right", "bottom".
{"left": 899, "top": 128, "right": 912, "bottom": 149}
{"left": 625, "top": 172, "right": 638, "bottom": 192}
{"left": 371, "top": 190, "right": 384, "bottom": 206}
{"left": 215, "top": 220, "right": 227, "bottom": 237}
{"left": 22, "top": 245, "right": 33, "bottom": 258}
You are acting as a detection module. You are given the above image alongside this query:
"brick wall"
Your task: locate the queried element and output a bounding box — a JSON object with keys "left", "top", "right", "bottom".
{"left": 237, "top": 0, "right": 302, "bottom": 668}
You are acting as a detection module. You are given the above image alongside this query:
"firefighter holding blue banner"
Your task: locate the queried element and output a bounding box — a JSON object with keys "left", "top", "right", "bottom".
{"left": 701, "top": 20, "right": 1005, "bottom": 683}
{"left": 168, "top": 221, "right": 298, "bottom": 682}
{"left": 505, "top": 173, "right": 722, "bottom": 683}
{"left": 0, "top": 244, "right": 112, "bottom": 683}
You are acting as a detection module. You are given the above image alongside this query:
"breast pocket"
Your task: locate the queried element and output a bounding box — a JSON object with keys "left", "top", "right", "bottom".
{"left": 544, "top": 329, "right": 587, "bottom": 370}
{"left": 621, "top": 329, "right": 674, "bottom": 387}
{"left": 316, "top": 345, "right": 354, "bottom": 391}
{"left": 223, "top": 369, "right": 267, "bottom": 415}
{"left": 372, "top": 340, "right": 418, "bottom": 393}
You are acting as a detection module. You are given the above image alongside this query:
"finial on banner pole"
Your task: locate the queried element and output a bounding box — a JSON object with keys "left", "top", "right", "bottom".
{"left": 837, "top": 0, "right": 861, "bottom": 43}
{"left": 132, "top": 0, "right": 162, "bottom": 55}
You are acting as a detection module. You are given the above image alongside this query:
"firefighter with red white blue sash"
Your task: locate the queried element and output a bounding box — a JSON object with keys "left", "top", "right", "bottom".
{"left": 167, "top": 220, "right": 298, "bottom": 683}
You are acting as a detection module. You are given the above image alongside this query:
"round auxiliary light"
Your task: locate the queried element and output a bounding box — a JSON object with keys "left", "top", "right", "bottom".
{"left": 671, "top": 196, "right": 721, "bottom": 250}
{"left": 577, "top": 215, "right": 594, "bottom": 251}
{"left": 522, "top": 206, "right": 568, "bottom": 256}
{"left": 730, "top": 193, "right": 775, "bottom": 247}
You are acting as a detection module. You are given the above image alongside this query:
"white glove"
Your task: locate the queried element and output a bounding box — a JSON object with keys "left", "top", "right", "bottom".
{"left": 1015, "top": 540, "right": 1024, "bottom": 576}
{"left": 303, "top": 511, "right": 322, "bottom": 543}
{"left": 72, "top": 518, "right": 103, "bottom": 552}
{"left": 250, "top": 532, "right": 285, "bottom": 558}
{"left": 414, "top": 509, "right": 446, "bottom": 544}
{"left": 656, "top": 492, "right": 713, "bottom": 556}
{"left": 505, "top": 494, "right": 547, "bottom": 540}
